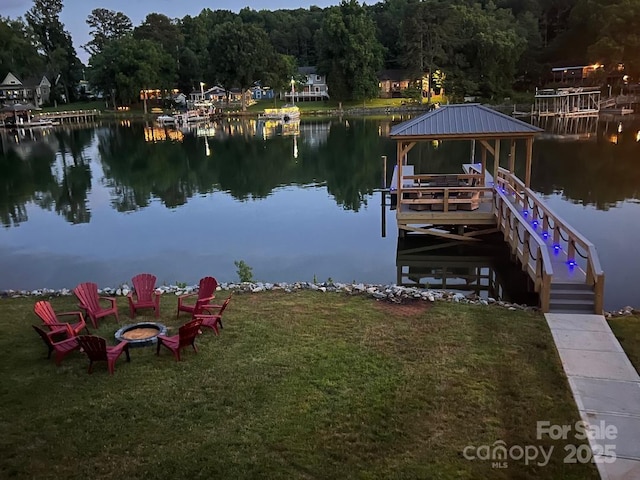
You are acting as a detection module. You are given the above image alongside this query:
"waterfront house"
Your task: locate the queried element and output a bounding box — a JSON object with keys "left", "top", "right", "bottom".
{"left": 286, "top": 67, "right": 329, "bottom": 102}
{"left": 378, "top": 70, "right": 412, "bottom": 98}
{"left": 0, "top": 72, "right": 51, "bottom": 107}
{"left": 251, "top": 85, "right": 274, "bottom": 100}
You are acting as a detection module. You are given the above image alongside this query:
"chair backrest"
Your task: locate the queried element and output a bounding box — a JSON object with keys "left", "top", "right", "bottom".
{"left": 179, "top": 319, "right": 202, "bottom": 347}
{"left": 34, "top": 301, "right": 58, "bottom": 326}
{"left": 32, "top": 324, "right": 73, "bottom": 346}
{"left": 197, "top": 276, "right": 218, "bottom": 300}
{"left": 74, "top": 282, "right": 100, "bottom": 313}
{"left": 218, "top": 295, "right": 233, "bottom": 315}
{"left": 77, "top": 335, "right": 108, "bottom": 361}
{"left": 132, "top": 273, "right": 157, "bottom": 302}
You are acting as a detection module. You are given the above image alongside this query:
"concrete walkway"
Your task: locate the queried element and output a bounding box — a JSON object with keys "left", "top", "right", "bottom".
{"left": 546, "top": 313, "right": 640, "bottom": 479}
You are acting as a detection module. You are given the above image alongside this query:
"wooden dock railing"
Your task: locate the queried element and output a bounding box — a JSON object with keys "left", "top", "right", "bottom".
{"left": 494, "top": 188, "right": 554, "bottom": 311}
{"left": 495, "top": 168, "right": 605, "bottom": 312}
{"left": 399, "top": 173, "right": 492, "bottom": 212}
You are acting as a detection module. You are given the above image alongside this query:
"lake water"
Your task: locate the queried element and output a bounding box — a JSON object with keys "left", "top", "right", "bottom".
{"left": 1, "top": 114, "right": 639, "bottom": 310}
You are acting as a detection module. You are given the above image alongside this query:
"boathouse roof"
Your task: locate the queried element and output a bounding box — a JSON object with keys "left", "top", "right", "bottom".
{"left": 389, "top": 103, "right": 543, "bottom": 139}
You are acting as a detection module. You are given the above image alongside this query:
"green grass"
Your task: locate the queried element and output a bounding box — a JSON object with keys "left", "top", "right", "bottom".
{"left": 0, "top": 292, "right": 597, "bottom": 479}
{"left": 609, "top": 315, "right": 640, "bottom": 370}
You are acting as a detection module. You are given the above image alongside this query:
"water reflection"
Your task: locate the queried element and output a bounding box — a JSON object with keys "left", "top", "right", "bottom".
{"left": 532, "top": 116, "right": 640, "bottom": 210}
{"left": 0, "top": 126, "right": 94, "bottom": 226}
{"left": 396, "top": 235, "right": 539, "bottom": 305}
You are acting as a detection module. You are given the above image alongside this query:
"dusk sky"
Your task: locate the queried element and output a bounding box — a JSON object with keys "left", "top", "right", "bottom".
{"left": 1, "top": 0, "right": 339, "bottom": 63}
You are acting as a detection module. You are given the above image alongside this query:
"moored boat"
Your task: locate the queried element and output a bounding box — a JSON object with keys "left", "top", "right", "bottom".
{"left": 261, "top": 105, "right": 300, "bottom": 122}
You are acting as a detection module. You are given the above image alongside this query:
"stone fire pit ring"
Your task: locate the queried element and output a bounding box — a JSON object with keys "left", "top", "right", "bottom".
{"left": 115, "top": 322, "right": 168, "bottom": 348}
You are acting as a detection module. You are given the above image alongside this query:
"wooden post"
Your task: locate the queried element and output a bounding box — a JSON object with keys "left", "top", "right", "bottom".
{"left": 525, "top": 137, "right": 533, "bottom": 188}
{"left": 492, "top": 139, "right": 501, "bottom": 186}
{"left": 481, "top": 145, "right": 487, "bottom": 186}
{"left": 509, "top": 140, "right": 516, "bottom": 173}
{"left": 382, "top": 155, "right": 387, "bottom": 189}
{"left": 396, "top": 143, "right": 402, "bottom": 207}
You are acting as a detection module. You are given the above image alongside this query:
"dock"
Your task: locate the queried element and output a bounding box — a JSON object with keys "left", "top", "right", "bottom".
{"left": 38, "top": 109, "right": 100, "bottom": 124}
{"left": 388, "top": 104, "right": 604, "bottom": 314}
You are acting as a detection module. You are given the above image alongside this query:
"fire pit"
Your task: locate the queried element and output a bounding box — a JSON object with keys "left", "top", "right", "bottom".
{"left": 115, "top": 322, "right": 167, "bottom": 348}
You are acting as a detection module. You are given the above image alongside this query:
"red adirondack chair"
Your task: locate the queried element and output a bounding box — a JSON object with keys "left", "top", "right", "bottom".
{"left": 32, "top": 324, "right": 79, "bottom": 365}
{"left": 176, "top": 276, "right": 218, "bottom": 318}
{"left": 156, "top": 318, "right": 203, "bottom": 361}
{"left": 34, "top": 300, "right": 89, "bottom": 337}
{"left": 74, "top": 282, "right": 119, "bottom": 329}
{"left": 77, "top": 335, "right": 130, "bottom": 375}
{"left": 195, "top": 294, "right": 233, "bottom": 335}
{"left": 127, "top": 273, "right": 162, "bottom": 318}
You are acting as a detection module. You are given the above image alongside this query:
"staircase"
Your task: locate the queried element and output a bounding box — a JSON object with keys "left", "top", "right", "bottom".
{"left": 549, "top": 283, "right": 596, "bottom": 313}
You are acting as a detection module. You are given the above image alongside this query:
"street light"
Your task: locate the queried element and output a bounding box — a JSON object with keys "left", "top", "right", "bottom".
{"left": 290, "top": 77, "right": 295, "bottom": 105}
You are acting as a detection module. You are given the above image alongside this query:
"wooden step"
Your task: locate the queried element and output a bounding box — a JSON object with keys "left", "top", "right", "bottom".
{"left": 549, "top": 298, "right": 595, "bottom": 313}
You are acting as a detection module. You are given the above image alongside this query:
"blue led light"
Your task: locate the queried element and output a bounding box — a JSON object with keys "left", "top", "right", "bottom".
{"left": 542, "top": 231, "right": 549, "bottom": 239}
{"left": 523, "top": 210, "right": 529, "bottom": 217}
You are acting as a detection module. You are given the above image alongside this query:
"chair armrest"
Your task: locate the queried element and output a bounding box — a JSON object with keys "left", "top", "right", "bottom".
{"left": 57, "top": 311, "right": 84, "bottom": 320}
{"left": 197, "top": 295, "right": 216, "bottom": 304}
{"left": 46, "top": 323, "right": 75, "bottom": 339}
{"left": 178, "top": 292, "right": 197, "bottom": 302}
{"left": 99, "top": 296, "right": 117, "bottom": 307}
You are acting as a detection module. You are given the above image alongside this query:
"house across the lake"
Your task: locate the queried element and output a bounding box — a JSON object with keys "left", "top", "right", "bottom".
{"left": 378, "top": 70, "right": 412, "bottom": 98}
{"left": 0, "top": 72, "right": 51, "bottom": 107}
{"left": 286, "top": 66, "right": 329, "bottom": 102}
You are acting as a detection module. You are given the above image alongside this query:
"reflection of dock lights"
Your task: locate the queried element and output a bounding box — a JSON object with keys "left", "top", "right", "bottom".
{"left": 205, "top": 137, "right": 211, "bottom": 157}
{"left": 636, "top": 131, "right": 640, "bottom": 142}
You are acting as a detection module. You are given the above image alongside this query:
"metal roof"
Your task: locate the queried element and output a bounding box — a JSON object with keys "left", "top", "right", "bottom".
{"left": 389, "top": 104, "right": 543, "bottom": 138}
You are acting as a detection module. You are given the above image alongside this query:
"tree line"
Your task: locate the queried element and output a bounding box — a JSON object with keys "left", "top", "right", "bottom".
{"left": 1, "top": 0, "right": 638, "bottom": 106}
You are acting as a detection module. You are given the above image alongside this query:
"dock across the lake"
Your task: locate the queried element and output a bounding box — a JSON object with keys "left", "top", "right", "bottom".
{"left": 38, "top": 109, "right": 100, "bottom": 124}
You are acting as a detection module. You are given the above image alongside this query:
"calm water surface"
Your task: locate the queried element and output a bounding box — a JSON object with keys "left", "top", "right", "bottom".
{"left": 1, "top": 115, "right": 639, "bottom": 310}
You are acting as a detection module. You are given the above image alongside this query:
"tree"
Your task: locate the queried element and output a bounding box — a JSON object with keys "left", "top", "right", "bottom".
{"left": 401, "top": 0, "right": 456, "bottom": 102}
{"left": 316, "top": 0, "right": 384, "bottom": 101}
{"left": 207, "top": 21, "right": 276, "bottom": 110}
{"left": 568, "top": 0, "right": 640, "bottom": 79}
{"left": 89, "top": 36, "right": 175, "bottom": 106}
{"left": 0, "top": 17, "right": 45, "bottom": 79}
{"left": 25, "top": 0, "right": 82, "bottom": 103}
{"left": 84, "top": 8, "right": 132, "bottom": 57}
{"left": 134, "top": 13, "right": 183, "bottom": 59}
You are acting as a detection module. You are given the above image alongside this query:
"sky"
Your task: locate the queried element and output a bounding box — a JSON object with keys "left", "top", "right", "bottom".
{"left": 1, "top": 0, "right": 338, "bottom": 63}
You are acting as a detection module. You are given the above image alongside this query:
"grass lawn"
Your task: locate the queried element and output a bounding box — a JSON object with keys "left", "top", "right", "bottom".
{"left": 0, "top": 292, "right": 597, "bottom": 479}
{"left": 609, "top": 315, "right": 640, "bottom": 370}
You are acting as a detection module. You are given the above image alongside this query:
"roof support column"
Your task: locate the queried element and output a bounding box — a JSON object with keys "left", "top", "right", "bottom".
{"left": 509, "top": 139, "right": 516, "bottom": 173}
{"left": 525, "top": 137, "right": 533, "bottom": 188}
{"left": 481, "top": 145, "right": 487, "bottom": 186}
{"left": 492, "top": 139, "right": 501, "bottom": 186}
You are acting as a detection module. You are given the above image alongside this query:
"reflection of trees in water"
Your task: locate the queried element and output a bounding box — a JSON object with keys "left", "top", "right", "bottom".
{"left": 98, "top": 118, "right": 388, "bottom": 212}
{"left": 99, "top": 123, "right": 207, "bottom": 210}
{"left": 0, "top": 128, "right": 94, "bottom": 227}
{"left": 531, "top": 120, "right": 640, "bottom": 210}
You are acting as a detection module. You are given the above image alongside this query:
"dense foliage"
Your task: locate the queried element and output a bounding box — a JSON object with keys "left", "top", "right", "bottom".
{"left": 1, "top": 0, "right": 639, "bottom": 103}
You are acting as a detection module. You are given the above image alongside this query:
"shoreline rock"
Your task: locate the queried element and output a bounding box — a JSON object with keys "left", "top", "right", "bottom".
{"left": 2, "top": 282, "right": 633, "bottom": 317}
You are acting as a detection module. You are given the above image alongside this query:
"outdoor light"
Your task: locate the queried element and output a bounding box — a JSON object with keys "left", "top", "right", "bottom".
{"left": 567, "top": 260, "right": 577, "bottom": 268}
{"left": 553, "top": 244, "right": 561, "bottom": 255}
{"left": 523, "top": 210, "right": 529, "bottom": 217}
{"left": 532, "top": 220, "right": 538, "bottom": 228}
{"left": 542, "top": 231, "right": 549, "bottom": 239}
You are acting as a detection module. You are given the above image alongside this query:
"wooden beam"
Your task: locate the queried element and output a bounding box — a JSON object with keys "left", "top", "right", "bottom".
{"left": 525, "top": 137, "right": 533, "bottom": 188}
{"left": 399, "top": 141, "right": 416, "bottom": 161}
{"left": 464, "top": 227, "right": 499, "bottom": 237}
{"left": 479, "top": 140, "right": 495, "bottom": 157}
{"left": 492, "top": 139, "right": 501, "bottom": 185}
{"left": 400, "top": 225, "right": 481, "bottom": 241}
{"left": 509, "top": 140, "right": 516, "bottom": 173}
{"left": 481, "top": 146, "right": 487, "bottom": 185}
